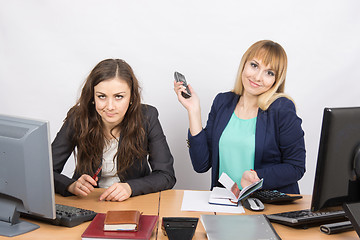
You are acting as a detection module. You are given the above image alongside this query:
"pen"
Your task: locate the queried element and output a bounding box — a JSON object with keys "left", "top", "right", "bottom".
{"left": 92, "top": 164, "right": 102, "bottom": 180}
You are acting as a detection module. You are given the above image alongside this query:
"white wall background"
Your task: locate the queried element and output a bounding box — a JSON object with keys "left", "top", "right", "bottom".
{"left": 1, "top": 0, "right": 359, "bottom": 195}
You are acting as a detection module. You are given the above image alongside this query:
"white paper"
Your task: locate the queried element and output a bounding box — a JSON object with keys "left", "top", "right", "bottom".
{"left": 181, "top": 190, "right": 245, "bottom": 214}
{"left": 218, "top": 172, "right": 238, "bottom": 199}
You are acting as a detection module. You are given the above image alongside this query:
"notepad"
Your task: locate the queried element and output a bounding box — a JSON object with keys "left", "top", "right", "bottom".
{"left": 104, "top": 210, "right": 141, "bottom": 231}
{"left": 208, "top": 172, "right": 263, "bottom": 206}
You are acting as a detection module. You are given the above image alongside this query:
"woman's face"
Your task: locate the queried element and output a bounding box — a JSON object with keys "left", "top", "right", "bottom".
{"left": 94, "top": 77, "right": 131, "bottom": 130}
{"left": 241, "top": 58, "right": 276, "bottom": 97}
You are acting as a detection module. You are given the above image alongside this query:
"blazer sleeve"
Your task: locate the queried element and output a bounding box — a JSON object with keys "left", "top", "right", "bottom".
{"left": 188, "top": 97, "right": 214, "bottom": 173}
{"left": 187, "top": 93, "right": 225, "bottom": 173}
{"left": 51, "top": 120, "right": 77, "bottom": 196}
{"left": 256, "top": 99, "right": 306, "bottom": 191}
{"left": 126, "top": 105, "right": 176, "bottom": 196}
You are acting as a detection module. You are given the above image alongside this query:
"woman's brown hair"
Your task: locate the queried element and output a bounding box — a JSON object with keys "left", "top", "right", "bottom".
{"left": 65, "top": 59, "right": 146, "bottom": 177}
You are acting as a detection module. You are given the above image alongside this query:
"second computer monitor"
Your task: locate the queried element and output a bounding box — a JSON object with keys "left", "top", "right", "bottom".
{"left": 311, "top": 107, "right": 360, "bottom": 211}
{"left": 0, "top": 114, "right": 55, "bottom": 237}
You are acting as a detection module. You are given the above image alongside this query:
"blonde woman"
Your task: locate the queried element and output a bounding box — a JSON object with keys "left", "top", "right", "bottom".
{"left": 174, "top": 40, "right": 305, "bottom": 194}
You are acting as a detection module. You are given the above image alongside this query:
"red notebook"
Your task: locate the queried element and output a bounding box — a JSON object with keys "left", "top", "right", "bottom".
{"left": 81, "top": 213, "right": 158, "bottom": 240}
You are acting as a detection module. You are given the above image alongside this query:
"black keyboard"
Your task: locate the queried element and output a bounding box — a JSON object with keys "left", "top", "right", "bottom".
{"left": 266, "top": 209, "right": 348, "bottom": 228}
{"left": 251, "top": 189, "right": 302, "bottom": 204}
{"left": 23, "top": 204, "right": 97, "bottom": 227}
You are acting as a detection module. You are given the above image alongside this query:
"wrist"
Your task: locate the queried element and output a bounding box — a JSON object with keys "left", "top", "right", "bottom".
{"left": 188, "top": 109, "right": 202, "bottom": 135}
{"left": 67, "top": 181, "right": 76, "bottom": 194}
{"left": 124, "top": 183, "right": 132, "bottom": 196}
{"left": 188, "top": 106, "right": 201, "bottom": 117}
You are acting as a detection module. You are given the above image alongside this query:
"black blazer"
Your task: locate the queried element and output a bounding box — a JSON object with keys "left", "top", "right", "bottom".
{"left": 52, "top": 104, "right": 176, "bottom": 196}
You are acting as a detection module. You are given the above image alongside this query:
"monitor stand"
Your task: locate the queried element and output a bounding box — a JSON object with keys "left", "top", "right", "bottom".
{"left": 0, "top": 200, "right": 39, "bottom": 237}
{"left": 0, "top": 220, "right": 39, "bottom": 237}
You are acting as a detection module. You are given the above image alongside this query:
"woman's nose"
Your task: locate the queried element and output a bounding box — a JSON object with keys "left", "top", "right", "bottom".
{"left": 106, "top": 99, "right": 115, "bottom": 110}
{"left": 254, "top": 70, "right": 263, "bottom": 82}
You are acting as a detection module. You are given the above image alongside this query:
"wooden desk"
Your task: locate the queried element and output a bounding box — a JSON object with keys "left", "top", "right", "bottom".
{"left": 1, "top": 189, "right": 159, "bottom": 240}
{"left": 1, "top": 189, "right": 358, "bottom": 240}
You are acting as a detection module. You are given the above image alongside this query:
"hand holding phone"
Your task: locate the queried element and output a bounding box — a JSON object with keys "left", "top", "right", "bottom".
{"left": 174, "top": 71, "right": 191, "bottom": 99}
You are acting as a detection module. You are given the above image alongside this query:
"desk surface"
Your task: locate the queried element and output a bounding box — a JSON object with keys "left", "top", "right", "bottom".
{"left": 1, "top": 189, "right": 358, "bottom": 240}
{"left": 2, "top": 190, "right": 159, "bottom": 240}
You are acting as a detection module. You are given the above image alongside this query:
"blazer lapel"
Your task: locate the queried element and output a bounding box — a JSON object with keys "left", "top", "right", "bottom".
{"left": 255, "top": 109, "right": 267, "bottom": 168}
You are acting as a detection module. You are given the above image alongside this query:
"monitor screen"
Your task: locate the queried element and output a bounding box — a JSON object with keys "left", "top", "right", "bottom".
{"left": 311, "top": 107, "right": 360, "bottom": 211}
{"left": 0, "top": 114, "right": 55, "bottom": 237}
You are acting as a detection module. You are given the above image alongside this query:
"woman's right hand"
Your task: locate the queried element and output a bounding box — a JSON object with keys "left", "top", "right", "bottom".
{"left": 67, "top": 174, "right": 97, "bottom": 197}
{"left": 173, "top": 81, "right": 200, "bottom": 113}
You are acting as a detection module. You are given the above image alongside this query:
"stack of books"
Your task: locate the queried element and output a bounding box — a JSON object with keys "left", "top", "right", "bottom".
{"left": 81, "top": 210, "right": 158, "bottom": 240}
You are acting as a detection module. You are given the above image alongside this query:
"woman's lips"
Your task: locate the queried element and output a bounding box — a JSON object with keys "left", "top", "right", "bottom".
{"left": 105, "top": 112, "right": 116, "bottom": 117}
{"left": 249, "top": 79, "right": 260, "bottom": 88}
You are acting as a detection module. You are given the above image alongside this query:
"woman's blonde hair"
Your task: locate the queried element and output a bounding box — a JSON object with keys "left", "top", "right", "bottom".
{"left": 233, "top": 40, "right": 293, "bottom": 110}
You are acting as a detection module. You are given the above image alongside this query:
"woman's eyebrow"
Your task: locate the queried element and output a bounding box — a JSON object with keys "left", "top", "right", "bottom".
{"left": 95, "top": 91, "right": 127, "bottom": 95}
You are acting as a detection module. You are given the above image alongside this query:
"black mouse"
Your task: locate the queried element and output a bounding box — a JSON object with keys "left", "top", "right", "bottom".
{"left": 243, "top": 197, "right": 264, "bottom": 211}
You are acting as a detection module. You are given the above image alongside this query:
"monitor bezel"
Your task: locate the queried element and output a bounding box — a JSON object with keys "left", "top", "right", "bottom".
{"left": 311, "top": 107, "right": 360, "bottom": 212}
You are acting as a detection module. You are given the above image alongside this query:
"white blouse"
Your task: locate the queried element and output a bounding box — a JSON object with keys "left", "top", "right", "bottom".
{"left": 98, "top": 138, "right": 121, "bottom": 188}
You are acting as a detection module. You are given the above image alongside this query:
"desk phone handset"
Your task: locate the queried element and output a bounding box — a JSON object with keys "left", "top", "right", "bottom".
{"left": 174, "top": 71, "right": 191, "bottom": 99}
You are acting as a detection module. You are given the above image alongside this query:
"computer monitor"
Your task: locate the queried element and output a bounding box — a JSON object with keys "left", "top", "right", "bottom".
{"left": 311, "top": 107, "right": 360, "bottom": 211}
{"left": 0, "top": 114, "right": 55, "bottom": 237}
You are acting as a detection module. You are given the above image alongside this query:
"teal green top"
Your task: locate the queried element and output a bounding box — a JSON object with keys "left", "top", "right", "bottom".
{"left": 219, "top": 112, "right": 256, "bottom": 188}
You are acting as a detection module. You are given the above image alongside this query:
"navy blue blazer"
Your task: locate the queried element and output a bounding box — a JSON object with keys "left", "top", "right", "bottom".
{"left": 188, "top": 92, "right": 306, "bottom": 194}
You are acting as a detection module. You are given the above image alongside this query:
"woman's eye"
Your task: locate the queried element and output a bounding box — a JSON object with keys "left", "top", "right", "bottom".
{"left": 250, "top": 62, "right": 258, "bottom": 68}
{"left": 267, "top": 71, "right": 275, "bottom": 77}
{"left": 115, "top": 95, "right": 123, "bottom": 100}
{"left": 97, "top": 95, "right": 105, "bottom": 100}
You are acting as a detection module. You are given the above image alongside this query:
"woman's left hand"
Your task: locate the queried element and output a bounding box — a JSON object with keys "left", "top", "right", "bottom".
{"left": 241, "top": 170, "right": 260, "bottom": 189}
{"left": 99, "top": 183, "right": 132, "bottom": 202}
